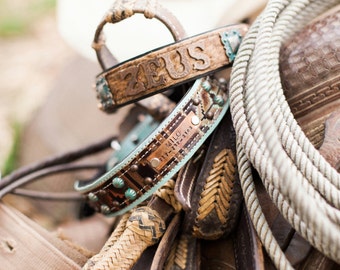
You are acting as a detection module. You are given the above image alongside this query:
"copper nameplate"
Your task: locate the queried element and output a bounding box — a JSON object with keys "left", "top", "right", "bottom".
{"left": 146, "top": 111, "right": 199, "bottom": 171}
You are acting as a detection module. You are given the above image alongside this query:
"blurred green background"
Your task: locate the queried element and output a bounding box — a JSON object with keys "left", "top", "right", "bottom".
{"left": 0, "top": 0, "right": 56, "bottom": 37}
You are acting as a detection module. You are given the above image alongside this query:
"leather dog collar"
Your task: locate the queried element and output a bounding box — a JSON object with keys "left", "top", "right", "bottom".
{"left": 94, "top": 10, "right": 247, "bottom": 112}
{"left": 75, "top": 76, "right": 229, "bottom": 216}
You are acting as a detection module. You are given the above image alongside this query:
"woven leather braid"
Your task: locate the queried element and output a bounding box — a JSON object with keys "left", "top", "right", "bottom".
{"left": 164, "top": 234, "right": 189, "bottom": 270}
{"left": 193, "top": 149, "right": 237, "bottom": 237}
{"left": 83, "top": 212, "right": 130, "bottom": 267}
{"left": 83, "top": 207, "right": 165, "bottom": 270}
{"left": 155, "top": 180, "right": 182, "bottom": 213}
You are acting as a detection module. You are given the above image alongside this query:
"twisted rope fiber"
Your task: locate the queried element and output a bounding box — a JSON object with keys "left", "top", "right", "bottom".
{"left": 243, "top": 0, "right": 340, "bottom": 226}
{"left": 229, "top": 0, "right": 340, "bottom": 267}
{"left": 249, "top": 0, "right": 340, "bottom": 253}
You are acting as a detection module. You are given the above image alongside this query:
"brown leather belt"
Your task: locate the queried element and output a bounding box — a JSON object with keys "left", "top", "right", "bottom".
{"left": 94, "top": 23, "right": 248, "bottom": 112}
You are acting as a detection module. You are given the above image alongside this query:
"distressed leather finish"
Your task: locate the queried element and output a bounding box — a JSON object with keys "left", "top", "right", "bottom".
{"left": 95, "top": 24, "right": 248, "bottom": 111}
{"left": 319, "top": 110, "right": 340, "bottom": 172}
{"left": 280, "top": 5, "right": 340, "bottom": 148}
{"left": 234, "top": 204, "right": 265, "bottom": 270}
{"left": 180, "top": 111, "right": 242, "bottom": 240}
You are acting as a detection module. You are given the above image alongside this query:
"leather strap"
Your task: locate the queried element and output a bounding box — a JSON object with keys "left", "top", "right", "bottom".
{"left": 233, "top": 204, "right": 265, "bottom": 270}
{"left": 95, "top": 23, "right": 248, "bottom": 112}
{"left": 93, "top": 0, "right": 187, "bottom": 116}
{"left": 0, "top": 203, "right": 91, "bottom": 270}
{"left": 106, "top": 114, "right": 160, "bottom": 170}
{"left": 183, "top": 111, "right": 242, "bottom": 240}
{"left": 75, "top": 76, "right": 229, "bottom": 216}
{"left": 93, "top": 0, "right": 186, "bottom": 70}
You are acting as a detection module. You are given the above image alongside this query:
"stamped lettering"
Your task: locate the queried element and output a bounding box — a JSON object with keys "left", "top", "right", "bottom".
{"left": 161, "top": 46, "right": 191, "bottom": 79}
{"left": 146, "top": 111, "right": 199, "bottom": 170}
{"left": 139, "top": 58, "right": 166, "bottom": 89}
{"left": 187, "top": 40, "right": 211, "bottom": 70}
{"left": 118, "top": 40, "right": 212, "bottom": 97}
{"left": 119, "top": 65, "right": 146, "bottom": 96}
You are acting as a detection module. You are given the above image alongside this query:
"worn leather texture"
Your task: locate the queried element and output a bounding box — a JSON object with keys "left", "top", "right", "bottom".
{"left": 95, "top": 24, "right": 248, "bottom": 111}
{"left": 280, "top": 5, "right": 340, "bottom": 148}
{"left": 180, "top": 111, "right": 242, "bottom": 240}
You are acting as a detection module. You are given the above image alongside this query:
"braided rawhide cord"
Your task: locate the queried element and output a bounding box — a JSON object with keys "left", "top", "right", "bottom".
{"left": 83, "top": 180, "right": 179, "bottom": 270}
{"left": 229, "top": 0, "right": 340, "bottom": 269}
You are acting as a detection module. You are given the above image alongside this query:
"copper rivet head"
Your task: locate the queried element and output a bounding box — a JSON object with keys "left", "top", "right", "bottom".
{"left": 193, "top": 98, "right": 200, "bottom": 105}
{"left": 130, "top": 164, "right": 139, "bottom": 171}
{"left": 144, "top": 177, "right": 153, "bottom": 185}
{"left": 206, "top": 111, "right": 214, "bottom": 120}
{"left": 150, "top": 158, "right": 161, "bottom": 168}
{"left": 98, "top": 190, "right": 107, "bottom": 196}
{"left": 191, "top": 115, "right": 200, "bottom": 126}
{"left": 112, "top": 201, "right": 120, "bottom": 207}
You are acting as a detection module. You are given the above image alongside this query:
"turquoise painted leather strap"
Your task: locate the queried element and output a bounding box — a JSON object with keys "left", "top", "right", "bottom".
{"left": 75, "top": 76, "right": 229, "bottom": 216}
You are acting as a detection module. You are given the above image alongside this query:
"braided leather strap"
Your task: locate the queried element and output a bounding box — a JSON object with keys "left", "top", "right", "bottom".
{"left": 83, "top": 206, "right": 165, "bottom": 270}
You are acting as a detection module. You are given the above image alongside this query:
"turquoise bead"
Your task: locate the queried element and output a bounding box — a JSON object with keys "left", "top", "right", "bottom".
{"left": 202, "top": 81, "right": 211, "bottom": 92}
{"left": 100, "top": 205, "right": 111, "bottom": 215}
{"left": 88, "top": 192, "right": 98, "bottom": 202}
{"left": 213, "top": 95, "right": 224, "bottom": 106}
{"left": 112, "top": 177, "right": 125, "bottom": 188}
{"left": 125, "top": 188, "right": 137, "bottom": 201}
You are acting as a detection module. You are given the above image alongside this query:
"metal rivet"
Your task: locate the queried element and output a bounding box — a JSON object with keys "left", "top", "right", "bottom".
{"left": 144, "top": 177, "right": 153, "bottom": 185}
{"left": 130, "top": 164, "right": 139, "bottom": 172}
{"left": 98, "top": 190, "right": 107, "bottom": 196}
{"left": 88, "top": 192, "right": 98, "bottom": 202}
{"left": 125, "top": 188, "right": 137, "bottom": 201}
{"left": 150, "top": 158, "right": 161, "bottom": 168}
{"left": 213, "top": 95, "right": 224, "bottom": 106}
{"left": 206, "top": 111, "right": 214, "bottom": 120}
{"left": 112, "top": 177, "right": 125, "bottom": 188}
{"left": 101, "top": 205, "right": 111, "bottom": 214}
{"left": 111, "top": 140, "right": 121, "bottom": 151}
{"left": 112, "top": 201, "right": 120, "bottom": 207}
{"left": 130, "top": 134, "right": 139, "bottom": 144}
{"left": 192, "top": 98, "right": 200, "bottom": 106}
{"left": 191, "top": 115, "right": 200, "bottom": 126}
{"left": 202, "top": 81, "right": 211, "bottom": 92}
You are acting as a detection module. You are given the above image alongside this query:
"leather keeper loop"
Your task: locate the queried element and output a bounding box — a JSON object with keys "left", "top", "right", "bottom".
{"left": 93, "top": 0, "right": 187, "bottom": 70}
{"left": 95, "top": 23, "right": 248, "bottom": 112}
{"left": 75, "top": 76, "right": 230, "bottom": 217}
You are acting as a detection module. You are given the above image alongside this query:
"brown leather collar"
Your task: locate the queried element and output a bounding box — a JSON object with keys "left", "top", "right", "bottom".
{"left": 75, "top": 76, "right": 229, "bottom": 216}
{"left": 95, "top": 24, "right": 248, "bottom": 112}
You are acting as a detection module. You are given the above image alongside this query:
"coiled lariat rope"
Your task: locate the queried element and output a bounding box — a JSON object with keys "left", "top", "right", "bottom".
{"left": 229, "top": 0, "right": 340, "bottom": 269}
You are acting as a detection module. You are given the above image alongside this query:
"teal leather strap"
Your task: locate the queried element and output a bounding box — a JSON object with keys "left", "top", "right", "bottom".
{"left": 75, "top": 76, "right": 229, "bottom": 216}
{"left": 106, "top": 114, "right": 160, "bottom": 170}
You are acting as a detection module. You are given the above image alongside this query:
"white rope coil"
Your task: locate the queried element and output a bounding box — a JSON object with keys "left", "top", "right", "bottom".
{"left": 229, "top": 0, "right": 340, "bottom": 268}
